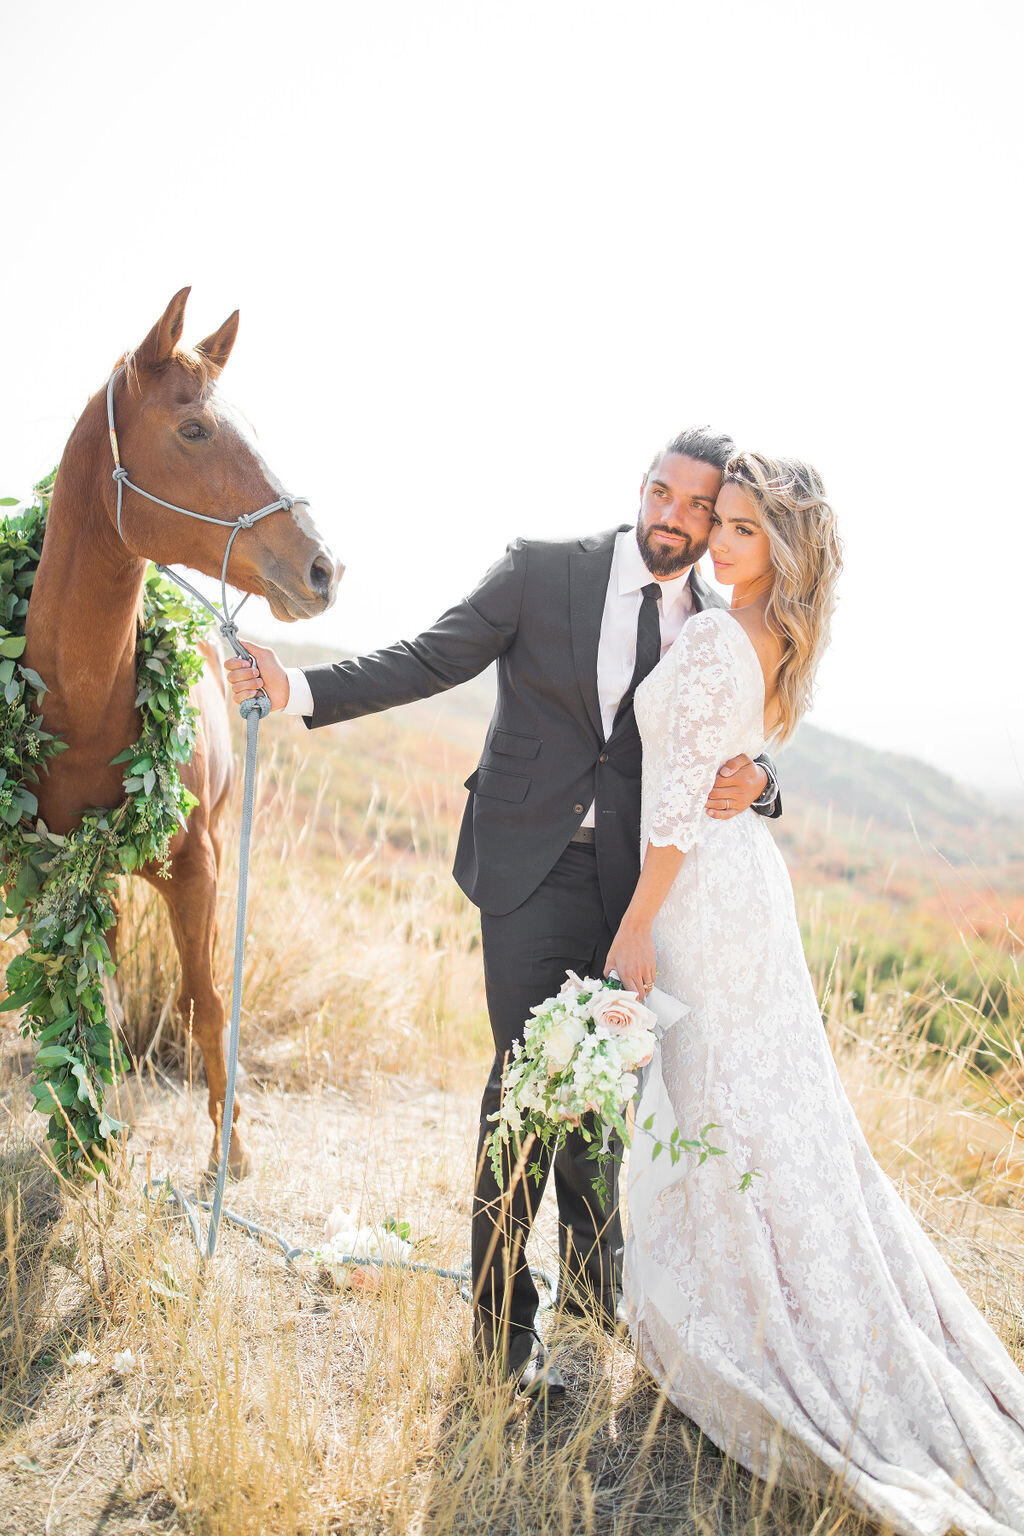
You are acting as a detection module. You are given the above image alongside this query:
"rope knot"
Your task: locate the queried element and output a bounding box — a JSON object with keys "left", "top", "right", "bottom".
{"left": 278, "top": 494, "right": 294, "bottom": 512}
{"left": 236, "top": 512, "right": 256, "bottom": 530}
{"left": 111, "top": 467, "right": 129, "bottom": 484}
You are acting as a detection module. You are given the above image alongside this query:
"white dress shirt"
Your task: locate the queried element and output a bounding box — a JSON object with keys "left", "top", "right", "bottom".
{"left": 594, "top": 531, "right": 694, "bottom": 736}
{"left": 581, "top": 530, "right": 694, "bottom": 825}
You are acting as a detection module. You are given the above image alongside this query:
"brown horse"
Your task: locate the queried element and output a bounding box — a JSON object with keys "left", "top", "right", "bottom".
{"left": 23, "top": 288, "right": 340, "bottom": 1176}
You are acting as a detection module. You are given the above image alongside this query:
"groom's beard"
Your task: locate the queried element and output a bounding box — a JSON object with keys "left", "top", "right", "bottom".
{"left": 636, "top": 523, "right": 710, "bottom": 578}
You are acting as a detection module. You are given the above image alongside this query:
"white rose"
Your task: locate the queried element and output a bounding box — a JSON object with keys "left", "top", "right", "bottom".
{"left": 612, "top": 1027, "right": 657, "bottom": 1071}
{"left": 544, "top": 1016, "right": 587, "bottom": 1071}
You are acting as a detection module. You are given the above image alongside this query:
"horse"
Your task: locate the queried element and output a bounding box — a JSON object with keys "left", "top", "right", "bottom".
{"left": 23, "top": 287, "right": 340, "bottom": 1177}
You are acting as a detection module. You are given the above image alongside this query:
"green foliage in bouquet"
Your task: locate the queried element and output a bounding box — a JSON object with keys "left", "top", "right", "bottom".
{"left": 0, "top": 474, "right": 211, "bottom": 1174}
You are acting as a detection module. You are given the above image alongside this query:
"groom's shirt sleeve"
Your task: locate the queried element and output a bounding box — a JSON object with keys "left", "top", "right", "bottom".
{"left": 284, "top": 669, "right": 315, "bottom": 716}
{"left": 297, "top": 539, "right": 529, "bottom": 729}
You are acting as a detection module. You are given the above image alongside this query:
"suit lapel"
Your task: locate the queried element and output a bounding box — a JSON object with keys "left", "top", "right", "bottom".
{"left": 688, "top": 565, "right": 725, "bottom": 613}
{"left": 569, "top": 527, "right": 624, "bottom": 742}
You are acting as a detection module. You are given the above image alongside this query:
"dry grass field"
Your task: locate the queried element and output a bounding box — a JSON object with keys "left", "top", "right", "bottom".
{"left": 2, "top": 700, "right": 1023, "bottom": 1535}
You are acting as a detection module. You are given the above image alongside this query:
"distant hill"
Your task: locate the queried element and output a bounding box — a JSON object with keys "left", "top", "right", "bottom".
{"left": 266, "top": 640, "right": 1024, "bottom": 890}
{"left": 776, "top": 724, "right": 1024, "bottom": 875}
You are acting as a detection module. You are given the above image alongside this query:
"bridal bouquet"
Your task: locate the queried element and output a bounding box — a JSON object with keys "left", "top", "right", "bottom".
{"left": 487, "top": 971, "right": 658, "bottom": 1186}
{"left": 311, "top": 1206, "right": 414, "bottom": 1290}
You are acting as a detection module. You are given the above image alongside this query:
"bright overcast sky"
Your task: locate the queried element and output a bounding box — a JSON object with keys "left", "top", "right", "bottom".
{"left": 5, "top": 0, "right": 1022, "bottom": 797}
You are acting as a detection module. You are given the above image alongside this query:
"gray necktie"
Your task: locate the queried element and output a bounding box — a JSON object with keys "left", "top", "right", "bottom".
{"left": 613, "top": 582, "right": 661, "bottom": 730}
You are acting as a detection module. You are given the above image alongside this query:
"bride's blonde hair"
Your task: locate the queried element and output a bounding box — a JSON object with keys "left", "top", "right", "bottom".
{"left": 722, "top": 450, "right": 842, "bottom": 745}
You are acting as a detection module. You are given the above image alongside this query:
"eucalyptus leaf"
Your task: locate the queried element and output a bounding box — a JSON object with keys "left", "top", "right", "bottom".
{"left": 18, "top": 664, "right": 46, "bottom": 692}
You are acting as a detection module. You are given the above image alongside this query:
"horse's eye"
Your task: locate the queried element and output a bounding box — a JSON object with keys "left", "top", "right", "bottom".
{"left": 179, "top": 421, "right": 206, "bottom": 440}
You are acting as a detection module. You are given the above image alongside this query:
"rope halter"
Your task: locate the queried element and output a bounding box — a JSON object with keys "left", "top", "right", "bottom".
{"left": 105, "top": 365, "right": 308, "bottom": 695}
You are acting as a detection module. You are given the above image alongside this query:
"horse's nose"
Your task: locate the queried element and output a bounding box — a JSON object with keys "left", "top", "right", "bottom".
{"left": 310, "top": 552, "right": 341, "bottom": 602}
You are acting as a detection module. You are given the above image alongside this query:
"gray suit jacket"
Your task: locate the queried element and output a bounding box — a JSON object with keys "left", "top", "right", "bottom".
{"left": 303, "top": 527, "right": 779, "bottom": 930}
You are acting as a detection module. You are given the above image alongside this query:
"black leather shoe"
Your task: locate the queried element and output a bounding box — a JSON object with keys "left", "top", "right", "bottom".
{"left": 476, "top": 1327, "right": 568, "bottom": 1401}
{"left": 513, "top": 1334, "right": 567, "bottom": 1402}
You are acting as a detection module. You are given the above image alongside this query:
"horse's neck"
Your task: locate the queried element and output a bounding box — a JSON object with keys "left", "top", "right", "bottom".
{"left": 26, "top": 435, "right": 146, "bottom": 743}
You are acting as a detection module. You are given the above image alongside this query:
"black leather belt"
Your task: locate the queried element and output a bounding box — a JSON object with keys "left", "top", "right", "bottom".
{"left": 569, "top": 826, "right": 596, "bottom": 846}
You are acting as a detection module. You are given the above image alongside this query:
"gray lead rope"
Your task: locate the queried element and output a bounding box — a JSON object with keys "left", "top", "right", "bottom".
{"left": 205, "top": 699, "right": 264, "bottom": 1257}
{"left": 141, "top": 1174, "right": 558, "bottom": 1306}
{"left": 141, "top": 699, "right": 266, "bottom": 1261}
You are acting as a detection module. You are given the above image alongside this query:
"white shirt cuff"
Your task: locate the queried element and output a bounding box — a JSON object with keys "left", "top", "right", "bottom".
{"left": 283, "top": 667, "right": 315, "bottom": 717}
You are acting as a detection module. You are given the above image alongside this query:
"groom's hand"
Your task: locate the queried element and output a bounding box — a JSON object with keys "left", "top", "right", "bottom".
{"left": 705, "top": 755, "right": 768, "bottom": 819}
{"left": 223, "top": 640, "right": 289, "bottom": 712}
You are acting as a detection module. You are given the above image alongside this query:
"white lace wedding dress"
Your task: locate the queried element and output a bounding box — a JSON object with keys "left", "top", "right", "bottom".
{"left": 625, "top": 606, "right": 1024, "bottom": 1536}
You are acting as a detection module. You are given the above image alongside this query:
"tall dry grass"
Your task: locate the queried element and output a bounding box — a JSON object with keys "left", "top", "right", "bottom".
{"left": 1, "top": 737, "right": 1022, "bottom": 1534}
{"left": 114, "top": 737, "right": 492, "bottom": 1092}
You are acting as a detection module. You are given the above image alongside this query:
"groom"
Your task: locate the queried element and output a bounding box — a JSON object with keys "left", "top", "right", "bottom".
{"left": 225, "top": 425, "right": 779, "bottom": 1398}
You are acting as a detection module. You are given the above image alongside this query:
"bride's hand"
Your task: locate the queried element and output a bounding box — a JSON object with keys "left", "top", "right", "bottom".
{"left": 604, "top": 923, "right": 657, "bottom": 999}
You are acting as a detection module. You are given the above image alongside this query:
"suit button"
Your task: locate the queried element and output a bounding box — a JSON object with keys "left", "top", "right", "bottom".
{"left": 599, "top": 753, "right": 608, "bottom": 763}
{"left": 573, "top": 803, "right": 584, "bottom": 814}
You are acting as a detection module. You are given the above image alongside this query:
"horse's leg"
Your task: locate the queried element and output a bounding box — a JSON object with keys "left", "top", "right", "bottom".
{"left": 158, "top": 832, "right": 251, "bottom": 1178}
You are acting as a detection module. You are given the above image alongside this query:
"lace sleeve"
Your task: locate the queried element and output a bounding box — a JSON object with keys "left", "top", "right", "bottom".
{"left": 647, "top": 613, "right": 741, "bottom": 854}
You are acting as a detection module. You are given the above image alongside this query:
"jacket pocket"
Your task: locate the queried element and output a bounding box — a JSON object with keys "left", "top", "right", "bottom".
{"left": 464, "top": 766, "right": 531, "bottom": 803}
{"left": 488, "top": 728, "right": 541, "bottom": 761}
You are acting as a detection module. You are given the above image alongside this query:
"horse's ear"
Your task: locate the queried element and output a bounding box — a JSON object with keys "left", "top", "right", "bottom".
{"left": 196, "top": 310, "right": 240, "bottom": 375}
{"left": 136, "top": 287, "right": 192, "bottom": 371}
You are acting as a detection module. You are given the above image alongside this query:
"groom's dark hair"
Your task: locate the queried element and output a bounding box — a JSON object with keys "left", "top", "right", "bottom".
{"left": 647, "top": 426, "right": 736, "bottom": 477}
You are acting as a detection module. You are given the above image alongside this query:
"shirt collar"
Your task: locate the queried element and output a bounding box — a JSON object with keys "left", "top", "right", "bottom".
{"left": 615, "top": 527, "right": 694, "bottom": 615}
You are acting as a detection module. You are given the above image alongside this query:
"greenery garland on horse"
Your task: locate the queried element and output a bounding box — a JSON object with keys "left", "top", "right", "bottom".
{"left": 0, "top": 291, "right": 339, "bottom": 1176}
{"left": 1, "top": 477, "right": 212, "bottom": 1169}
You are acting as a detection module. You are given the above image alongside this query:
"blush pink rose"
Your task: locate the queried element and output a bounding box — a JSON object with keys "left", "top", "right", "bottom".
{"left": 590, "top": 990, "right": 656, "bottom": 1036}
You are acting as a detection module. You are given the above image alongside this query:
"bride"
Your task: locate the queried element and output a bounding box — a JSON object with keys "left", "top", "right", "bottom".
{"left": 604, "top": 451, "right": 1024, "bottom": 1536}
